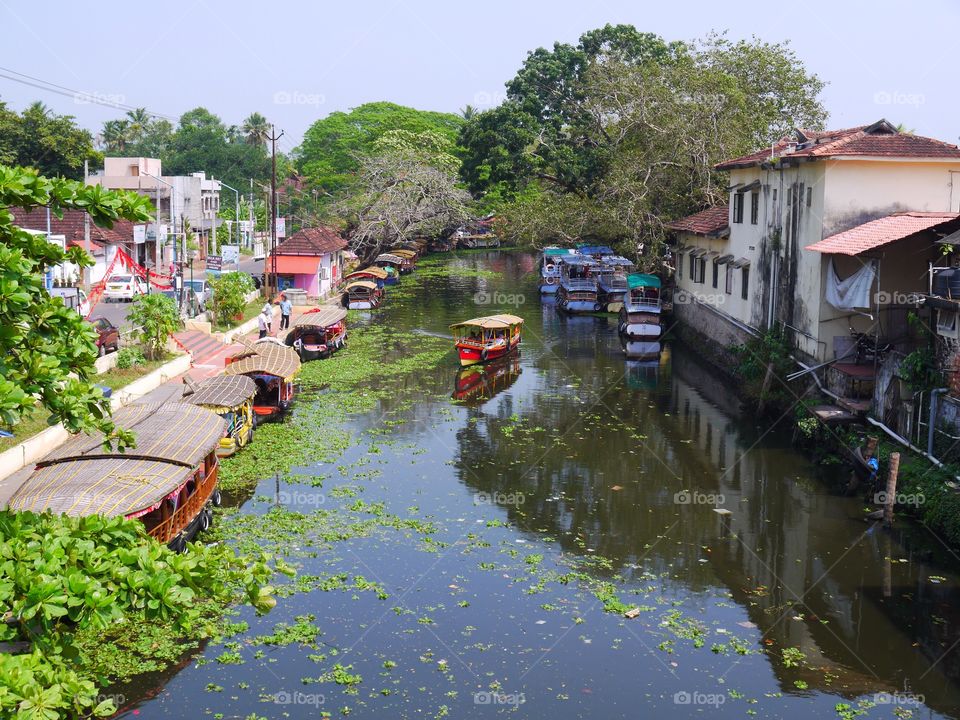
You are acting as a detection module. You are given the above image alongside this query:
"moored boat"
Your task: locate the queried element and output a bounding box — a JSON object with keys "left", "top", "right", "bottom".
{"left": 389, "top": 248, "right": 418, "bottom": 272}
{"left": 618, "top": 273, "right": 662, "bottom": 339}
{"left": 556, "top": 255, "right": 600, "bottom": 313}
{"left": 374, "top": 253, "right": 408, "bottom": 280}
{"left": 345, "top": 279, "right": 383, "bottom": 309}
{"left": 597, "top": 255, "right": 635, "bottom": 312}
{"left": 539, "top": 247, "right": 575, "bottom": 294}
{"left": 450, "top": 314, "right": 523, "bottom": 366}
{"left": 344, "top": 266, "right": 388, "bottom": 288}
{"left": 183, "top": 375, "right": 257, "bottom": 457}
{"left": 8, "top": 402, "right": 226, "bottom": 551}
{"left": 224, "top": 342, "right": 301, "bottom": 424}
{"left": 285, "top": 306, "right": 348, "bottom": 361}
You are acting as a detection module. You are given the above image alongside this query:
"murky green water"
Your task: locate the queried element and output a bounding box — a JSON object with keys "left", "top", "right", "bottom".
{"left": 120, "top": 251, "right": 960, "bottom": 719}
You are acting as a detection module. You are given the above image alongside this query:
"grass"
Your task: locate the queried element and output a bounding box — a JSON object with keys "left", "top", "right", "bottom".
{"left": 213, "top": 299, "right": 263, "bottom": 332}
{"left": 97, "top": 354, "right": 175, "bottom": 390}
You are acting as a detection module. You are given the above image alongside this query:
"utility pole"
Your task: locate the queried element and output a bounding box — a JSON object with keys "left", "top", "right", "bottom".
{"left": 83, "top": 159, "right": 91, "bottom": 294}
{"left": 268, "top": 124, "right": 284, "bottom": 296}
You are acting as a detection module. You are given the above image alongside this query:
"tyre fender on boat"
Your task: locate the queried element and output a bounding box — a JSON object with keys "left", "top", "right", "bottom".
{"left": 480, "top": 348, "right": 488, "bottom": 362}
{"left": 544, "top": 263, "right": 555, "bottom": 273}
{"left": 199, "top": 509, "right": 211, "bottom": 532}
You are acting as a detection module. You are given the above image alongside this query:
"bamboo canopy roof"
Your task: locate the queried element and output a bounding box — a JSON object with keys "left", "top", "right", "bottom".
{"left": 9, "top": 402, "right": 225, "bottom": 517}
{"left": 346, "top": 267, "right": 388, "bottom": 280}
{"left": 389, "top": 249, "right": 417, "bottom": 259}
{"left": 293, "top": 307, "right": 347, "bottom": 329}
{"left": 223, "top": 342, "right": 301, "bottom": 380}
{"left": 184, "top": 375, "right": 257, "bottom": 409}
{"left": 346, "top": 280, "right": 378, "bottom": 291}
{"left": 375, "top": 253, "right": 405, "bottom": 265}
{"left": 450, "top": 314, "right": 524, "bottom": 331}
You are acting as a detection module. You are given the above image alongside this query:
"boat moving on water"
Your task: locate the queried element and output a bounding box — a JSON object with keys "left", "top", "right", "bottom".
{"left": 618, "top": 273, "right": 662, "bottom": 339}
{"left": 286, "top": 306, "right": 348, "bottom": 361}
{"left": 556, "top": 255, "right": 600, "bottom": 313}
{"left": 224, "top": 342, "right": 301, "bottom": 423}
{"left": 9, "top": 402, "right": 226, "bottom": 551}
{"left": 450, "top": 314, "right": 524, "bottom": 366}
{"left": 183, "top": 375, "right": 257, "bottom": 457}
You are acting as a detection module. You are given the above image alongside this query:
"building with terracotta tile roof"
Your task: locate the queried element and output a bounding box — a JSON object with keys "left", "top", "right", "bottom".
{"left": 671, "top": 118, "right": 960, "bottom": 372}
{"left": 268, "top": 226, "right": 348, "bottom": 298}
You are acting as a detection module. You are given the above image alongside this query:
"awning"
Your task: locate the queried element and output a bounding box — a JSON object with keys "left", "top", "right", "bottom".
{"left": 689, "top": 248, "right": 708, "bottom": 258}
{"left": 705, "top": 251, "right": 720, "bottom": 259}
{"left": 715, "top": 255, "right": 734, "bottom": 265}
{"left": 726, "top": 183, "right": 743, "bottom": 192}
{"left": 740, "top": 180, "right": 761, "bottom": 192}
{"left": 806, "top": 212, "right": 959, "bottom": 256}
{"left": 730, "top": 258, "right": 751, "bottom": 269}
{"left": 271, "top": 255, "right": 321, "bottom": 274}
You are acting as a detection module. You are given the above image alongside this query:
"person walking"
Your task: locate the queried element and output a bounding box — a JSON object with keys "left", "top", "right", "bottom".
{"left": 257, "top": 304, "right": 272, "bottom": 339}
{"left": 279, "top": 293, "right": 292, "bottom": 331}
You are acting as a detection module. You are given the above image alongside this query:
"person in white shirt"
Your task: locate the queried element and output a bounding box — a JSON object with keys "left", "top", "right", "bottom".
{"left": 257, "top": 308, "right": 271, "bottom": 338}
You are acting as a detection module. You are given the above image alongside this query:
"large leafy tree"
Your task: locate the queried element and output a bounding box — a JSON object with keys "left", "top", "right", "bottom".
{"left": 0, "top": 164, "right": 152, "bottom": 445}
{"left": 0, "top": 101, "right": 100, "bottom": 179}
{"left": 241, "top": 112, "right": 271, "bottom": 146}
{"left": 298, "top": 102, "right": 464, "bottom": 198}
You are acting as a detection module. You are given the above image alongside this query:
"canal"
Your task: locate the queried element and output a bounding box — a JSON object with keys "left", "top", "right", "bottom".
{"left": 121, "top": 251, "right": 960, "bottom": 719}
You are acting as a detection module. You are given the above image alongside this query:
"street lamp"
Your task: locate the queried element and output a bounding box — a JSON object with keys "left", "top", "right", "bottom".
{"left": 219, "top": 180, "right": 241, "bottom": 250}
{"left": 142, "top": 170, "right": 183, "bottom": 311}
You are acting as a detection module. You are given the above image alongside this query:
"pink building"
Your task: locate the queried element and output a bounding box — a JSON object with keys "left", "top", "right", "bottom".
{"left": 269, "top": 227, "right": 347, "bottom": 298}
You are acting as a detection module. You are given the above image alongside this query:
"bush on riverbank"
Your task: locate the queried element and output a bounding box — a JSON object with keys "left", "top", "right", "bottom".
{"left": 730, "top": 327, "right": 797, "bottom": 415}
{"left": 0, "top": 510, "right": 286, "bottom": 718}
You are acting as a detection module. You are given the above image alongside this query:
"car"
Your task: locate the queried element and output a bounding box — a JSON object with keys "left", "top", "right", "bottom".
{"left": 89, "top": 317, "right": 120, "bottom": 356}
{"left": 103, "top": 274, "right": 147, "bottom": 302}
{"left": 183, "top": 279, "right": 211, "bottom": 311}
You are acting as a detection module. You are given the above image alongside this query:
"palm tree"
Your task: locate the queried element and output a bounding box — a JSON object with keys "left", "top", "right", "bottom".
{"left": 241, "top": 112, "right": 270, "bottom": 146}
{"left": 459, "top": 104, "right": 478, "bottom": 121}
{"left": 125, "top": 107, "right": 151, "bottom": 142}
{"left": 101, "top": 119, "right": 131, "bottom": 153}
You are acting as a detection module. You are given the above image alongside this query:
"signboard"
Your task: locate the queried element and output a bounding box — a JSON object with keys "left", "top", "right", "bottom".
{"left": 222, "top": 244, "right": 240, "bottom": 266}
{"left": 133, "top": 224, "right": 147, "bottom": 244}
{"left": 239, "top": 220, "right": 254, "bottom": 232}
{"left": 206, "top": 254, "right": 222, "bottom": 272}
{"left": 275, "top": 217, "right": 286, "bottom": 238}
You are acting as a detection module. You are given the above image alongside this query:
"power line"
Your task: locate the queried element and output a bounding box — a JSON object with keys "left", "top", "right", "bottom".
{"left": 0, "top": 66, "right": 178, "bottom": 121}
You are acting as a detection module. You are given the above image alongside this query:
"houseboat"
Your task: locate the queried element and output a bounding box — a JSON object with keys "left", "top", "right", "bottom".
{"left": 344, "top": 266, "right": 388, "bottom": 288}
{"left": 286, "top": 306, "right": 348, "bottom": 361}
{"left": 450, "top": 314, "right": 524, "bottom": 366}
{"left": 458, "top": 233, "right": 501, "bottom": 249}
{"left": 224, "top": 342, "right": 301, "bottom": 424}
{"left": 539, "top": 247, "right": 575, "bottom": 294}
{"left": 183, "top": 375, "right": 257, "bottom": 457}
{"left": 390, "top": 248, "right": 418, "bottom": 272}
{"left": 345, "top": 279, "right": 383, "bottom": 309}
{"left": 556, "top": 255, "right": 600, "bottom": 313}
{"left": 597, "top": 255, "right": 635, "bottom": 312}
{"left": 374, "top": 253, "right": 408, "bottom": 280}
{"left": 8, "top": 402, "right": 226, "bottom": 551}
{"left": 618, "top": 273, "right": 662, "bottom": 340}
{"left": 576, "top": 244, "right": 615, "bottom": 260}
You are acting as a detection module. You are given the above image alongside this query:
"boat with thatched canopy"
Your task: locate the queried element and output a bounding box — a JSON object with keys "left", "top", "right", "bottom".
{"left": 345, "top": 279, "right": 383, "bottom": 309}
{"left": 285, "top": 306, "right": 347, "bottom": 361}
{"left": 8, "top": 402, "right": 226, "bottom": 551}
{"left": 450, "top": 314, "right": 524, "bottom": 366}
{"left": 224, "top": 342, "right": 301, "bottom": 423}
{"left": 389, "top": 248, "right": 417, "bottom": 272}
{"left": 344, "top": 266, "right": 389, "bottom": 288}
{"left": 373, "top": 253, "right": 407, "bottom": 282}
{"left": 183, "top": 375, "right": 257, "bottom": 457}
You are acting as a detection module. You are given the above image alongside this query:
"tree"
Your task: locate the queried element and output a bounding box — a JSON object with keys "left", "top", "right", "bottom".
{"left": 208, "top": 271, "right": 254, "bottom": 326}
{"left": 125, "top": 107, "right": 152, "bottom": 142}
{"left": 127, "top": 293, "right": 181, "bottom": 360}
{"left": 0, "top": 101, "right": 100, "bottom": 179}
{"left": 241, "top": 112, "right": 271, "bottom": 146}
{"left": 298, "top": 102, "right": 464, "bottom": 198}
{"left": 101, "top": 119, "right": 131, "bottom": 153}
{"left": 0, "top": 164, "right": 151, "bottom": 445}
{"left": 338, "top": 132, "right": 470, "bottom": 262}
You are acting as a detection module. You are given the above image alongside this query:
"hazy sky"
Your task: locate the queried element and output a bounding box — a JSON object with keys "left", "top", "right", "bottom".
{"left": 2, "top": 0, "right": 958, "bottom": 157}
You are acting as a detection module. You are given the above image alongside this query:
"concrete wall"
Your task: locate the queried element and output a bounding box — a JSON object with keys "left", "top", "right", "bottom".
{"left": 672, "top": 290, "right": 757, "bottom": 373}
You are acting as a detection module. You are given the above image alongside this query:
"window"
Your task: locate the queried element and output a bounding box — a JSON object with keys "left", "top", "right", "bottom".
{"left": 693, "top": 257, "right": 706, "bottom": 284}
{"left": 806, "top": 187, "right": 813, "bottom": 207}
{"left": 712, "top": 260, "right": 719, "bottom": 288}
{"left": 750, "top": 192, "right": 759, "bottom": 224}
{"left": 772, "top": 189, "right": 778, "bottom": 207}
{"left": 936, "top": 309, "right": 959, "bottom": 338}
{"left": 725, "top": 265, "right": 733, "bottom": 294}
{"left": 733, "top": 192, "right": 744, "bottom": 223}
{"left": 678, "top": 251, "right": 683, "bottom": 280}
{"left": 689, "top": 253, "right": 695, "bottom": 278}
{"left": 741, "top": 267, "right": 749, "bottom": 300}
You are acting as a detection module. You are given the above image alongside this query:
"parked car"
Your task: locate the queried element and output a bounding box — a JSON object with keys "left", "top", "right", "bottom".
{"left": 183, "top": 279, "right": 211, "bottom": 311}
{"left": 103, "top": 274, "right": 147, "bottom": 302}
{"left": 89, "top": 317, "right": 120, "bottom": 356}
{"left": 159, "top": 288, "right": 202, "bottom": 319}
{"left": 50, "top": 286, "right": 89, "bottom": 315}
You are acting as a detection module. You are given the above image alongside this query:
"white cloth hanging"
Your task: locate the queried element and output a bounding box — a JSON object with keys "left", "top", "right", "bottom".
{"left": 825, "top": 258, "right": 875, "bottom": 311}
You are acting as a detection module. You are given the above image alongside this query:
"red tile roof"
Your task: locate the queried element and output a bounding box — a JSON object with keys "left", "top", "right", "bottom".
{"left": 805, "top": 211, "right": 959, "bottom": 255}
{"left": 9, "top": 207, "right": 134, "bottom": 247}
{"left": 272, "top": 226, "right": 347, "bottom": 256}
{"left": 717, "top": 120, "right": 960, "bottom": 170}
{"left": 665, "top": 206, "right": 729, "bottom": 237}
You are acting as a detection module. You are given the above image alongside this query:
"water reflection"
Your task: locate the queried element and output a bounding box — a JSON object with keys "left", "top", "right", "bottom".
{"left": 452, "top": 353, "right": 522, "bottom": 405}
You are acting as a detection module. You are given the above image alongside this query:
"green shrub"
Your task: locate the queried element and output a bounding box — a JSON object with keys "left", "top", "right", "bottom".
{"left": 209, "top": 272, "right": 255, "bottom": 327}
{"left": 115, "top": 347, "right": 145, "bottom": 369}
{"left": 127, "top": 294, "right": 181, "bottom": 360}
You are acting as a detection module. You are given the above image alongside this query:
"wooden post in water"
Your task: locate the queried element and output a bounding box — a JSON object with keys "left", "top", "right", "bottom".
{"left": 883, "top": 452, "right": 901, "bottom": 526}
{"left": 863, "top": 436, "right": 879, "bottom": 461}
{"left": 757, "top": 362, "right": 775, "bottom": 415}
